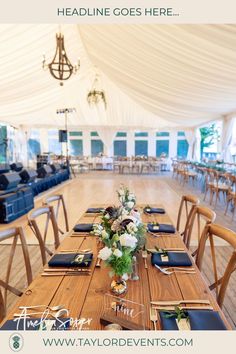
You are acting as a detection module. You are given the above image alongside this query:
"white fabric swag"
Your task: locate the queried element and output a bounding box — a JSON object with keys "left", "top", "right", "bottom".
{"left": 221, "top": 116, "right": 236, "bottom": 162}
{"left": 97, "top": 128, "right": 118, "bottom": 151}
{"left": 184, "top": 129, "right": 195, "bottom": 160}
{"left": 193, "top": 129, "right": 201, "bottom": 162}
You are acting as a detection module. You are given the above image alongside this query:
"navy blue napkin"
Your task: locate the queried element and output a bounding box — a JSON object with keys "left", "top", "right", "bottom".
{"left": 151, "top": 252, "right": 192, "bottom": 267}
{"left": 144, "top": 207, "right": 165, "bottom": 214}
{"left": 73, "top": 223, "right": 94, "bottom": 232}
{"left": 148, "top": 223, "right": 176, "bottom": 233}
{"left": 159, "top": 310, "right": 227, "bottom": 330}
{"left": 0, "top": 318, "right": 70, "bottom": 331}
{"left": 48, "top": 253, "right": 93, "bottom": 267}
{"left": 86, "top": 208, "right": 104, "bottom": 213}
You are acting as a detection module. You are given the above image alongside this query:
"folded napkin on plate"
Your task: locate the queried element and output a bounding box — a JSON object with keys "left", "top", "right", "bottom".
{"left": 144, "top": 207, "right": 165, "bottom": 214}
{"left": 48, "top": 253, "right": 93, "bottom": 267}
{"left": 147, "top": 223, "right": 176, "bottom": 233}
{"left": 73, "top": 223, "right": 94, "bottom": 232}
{"left": 86, "top": 208, "right": 104, "bottom": 213}
{"left": 159, "top": 310, "right": 227, "bottom": 330}
{"left": 151, "top": 252, "right": 192, "bottom": 267}
{"left": 0, "top": 318, "right": 70, "bottom": 331}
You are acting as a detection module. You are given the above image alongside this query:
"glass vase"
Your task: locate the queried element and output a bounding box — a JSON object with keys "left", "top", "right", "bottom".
{"left": 110, "top": 275, "right": 127, "bottom": 296}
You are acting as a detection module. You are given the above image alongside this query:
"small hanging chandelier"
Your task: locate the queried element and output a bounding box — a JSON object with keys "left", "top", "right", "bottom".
{"left": 42, "top": 32, "right": 80, "bottom": 86}
{"left": 87, "top": 73, "right": 107, "bottom": 109}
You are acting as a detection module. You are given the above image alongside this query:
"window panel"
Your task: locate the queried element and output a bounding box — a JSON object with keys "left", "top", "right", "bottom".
{"left": 90, "top": 131, "right": 99, "bottom": 137}
{"left": 178, "top": 131, "right": 185, "bottom": 137}
{"left": 156, "top": 132, "right": 170, "bottom": 137}
{"left": 69, "top": 140, "right": 83, "bottom": 156}
{"left": 69, "top": 131, "right": 82, "bottom": 137}
{"left": 135, "top": 132, "right": 148, "bottom": 137}
{"left": 48, "top": 138, "right": 61, "bottom": 155}
{"left": 0, "top": 126, "right": 7, "bottom": 163}
{"left": 156, "top": 140, "right": 169, "bottom": 157}
{"left": 135, "top": 140, "right": 148, "bottom": 156}
{"left": 114, "top": 140, "right": 127, "bottom": 156}
{"left": 28, "top": 139, "right": 41, "bottom": 159}
{"left": 177, "top": 139, "right": 189, "bottom": 158}
{"left": 116, "top": 132, "right": 127, "bottom": 137}
{"left": 91, "top": 140, "right": 104, "bottom": 156}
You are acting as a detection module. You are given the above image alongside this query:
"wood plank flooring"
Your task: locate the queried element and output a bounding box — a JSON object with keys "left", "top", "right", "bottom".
{"left": 0, "top": 171, "right": 235, "bottom": 328}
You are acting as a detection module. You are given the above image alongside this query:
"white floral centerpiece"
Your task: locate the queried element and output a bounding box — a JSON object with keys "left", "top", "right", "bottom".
{"left": 117, "top": 185, "right": 136, "bottom": 212}
{"left": 92, "top": 186, "right": 146, "bottom": 295}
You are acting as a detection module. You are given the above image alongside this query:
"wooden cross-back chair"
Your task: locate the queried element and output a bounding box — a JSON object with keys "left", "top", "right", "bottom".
{"left": 225, "top": 175, "right": 236, "bottom": 221}
{"left": 43, "top": 194, "right": 69, "bottom": 235}
{"left": 176, "top": 195, "right": 200, "bottom": 236}
{"left": 0, "top": 227, "right": 32, "bottom": 321}
{"left": 204, "top": 170, "right": 230, "bottom": 208}
{"left": 196, "top": 223, "right": 236, "bottom": 308}
{"left": 183, "top": 205, "right": 216, "bottom": 254}
{"left": 28, "top": 205, "right": 60, "bottom": 265}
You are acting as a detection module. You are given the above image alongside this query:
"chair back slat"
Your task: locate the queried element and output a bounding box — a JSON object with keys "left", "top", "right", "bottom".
{"left": 43, "top": 194, "right": 69, "bottom": 234}
{"left": 176, "top": 195, "right": 200, "bottom": 234}
{"left": 0, "top": 227, "right": 32, "bottom": 320}
{"left": 0, "top": 288, "right": 5, "bottom": 323}
{"left": 196, "top": 223, "right": 236, "bottom": 307}
{"left": 28, "top": 205, "right": 60, "bottom": 265}
{"left": 183, "top": 205, "right": 216, "bottom": 250}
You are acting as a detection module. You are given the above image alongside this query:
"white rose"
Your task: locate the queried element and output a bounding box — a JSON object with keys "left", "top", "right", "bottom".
{"left": 98, "top": 247, "right": 112, "bottom": 260}
{"left": 113, "top": 249, "right": 122, "bottom": 258}
{"left": 119, "top": 233, "right": 137, "bottom": 249}
{"left": 127, "top": 201, "right": 134, "bottom": 209}
{"left": 127, "top": 222, "right": 138, "bottom": 234}
{"left": 104, "top": 213, "right": 110, "bottom": 220}
{"left": 101, "top": 230, "right": 109, "bottom": 239}
{"left": 128, "top": 195, "right": 134, "bottom": 201}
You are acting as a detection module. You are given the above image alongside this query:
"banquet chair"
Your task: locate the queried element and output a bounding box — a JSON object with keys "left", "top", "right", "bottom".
{"left": 196, "top": 223, "right": 236, "bottom": 308}
{"left": 224, "top": 175, "right": 236, "bottom": 221}
{"left": 43, "top": 194, "right": 69, "bottom": 235}
{"left": 183, "top": 205, "right": 216, "bottom": 254}
{"left": 0, "top": 288, "right": 4, "bottom": 322}
{"left": 0, "top": 227, "right": 33, "bottom": 319}
{"left": 182, "top": 166, "right": 198, "bottom": 186}
{"left": 204, "top": 170, "right": 230, "bottom": 208}
{"left": 176, "top": 195, "right": 200, "bottom": 236}
{"left": 28, "top": 206, "right": 60, "bottom": 265}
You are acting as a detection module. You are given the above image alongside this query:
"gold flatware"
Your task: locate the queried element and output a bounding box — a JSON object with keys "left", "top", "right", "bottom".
{"left": 147, "top": 248, "right": 185, "bottom": 253}
{"left": 151, "top": 300, "right": 211, "bottom": 306}
{"left": 150, "top": 307, "right": 158, "bottom": 330}
{"left": 142, "top": 250, "right": 148, "bottom": 269}
{"left": 43, "top": 268, "right": 90, "bottom": 273}
{"left": 41, "top": 272, "right": 90, "bottom": 277}
{"left": 58, "top": 249, "right": 92, "bottom": 253}
{"left": 19, "top": 305, "right": 64, "bottom": 311}
{"left": 153, "top": 305, "right": 214, "bottom": 311}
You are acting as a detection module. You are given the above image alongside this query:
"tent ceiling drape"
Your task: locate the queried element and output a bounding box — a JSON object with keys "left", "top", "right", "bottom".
{"left": 1, "top": 24, "right": 236, "bottom": 129}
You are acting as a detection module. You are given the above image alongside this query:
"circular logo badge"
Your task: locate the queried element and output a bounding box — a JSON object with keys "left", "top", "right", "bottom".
{"left": 9, "top": 333, "right": 24, "bottom": 352}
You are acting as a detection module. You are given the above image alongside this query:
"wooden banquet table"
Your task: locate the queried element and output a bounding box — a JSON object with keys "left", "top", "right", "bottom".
{"left": 1, "top": 205, "right": 231, "bottom": 330}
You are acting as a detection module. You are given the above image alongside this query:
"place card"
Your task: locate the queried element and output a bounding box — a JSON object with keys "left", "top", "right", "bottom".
{"left": 161, "top": 254, "right": 169, "bottom": 262}
{"left": 176, "top": 318, "right": 191, "bottom": 331}
{"left": 101, "top": 294, "right": 146, "bottom": 330}
{"left": 153, "top": 225, "right": 160, "bottom": 231}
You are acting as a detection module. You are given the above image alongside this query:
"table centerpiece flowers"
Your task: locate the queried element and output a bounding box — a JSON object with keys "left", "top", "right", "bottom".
{"left": 92, "top": 186, "right": 146, "bottom": 295}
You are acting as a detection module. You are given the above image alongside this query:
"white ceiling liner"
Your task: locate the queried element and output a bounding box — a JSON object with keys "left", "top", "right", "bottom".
{"left": 0, "top": 24, "right": 236, "bottom": 129}
{"left": 79, "top": 24, "right": 236, "bottom": 126}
